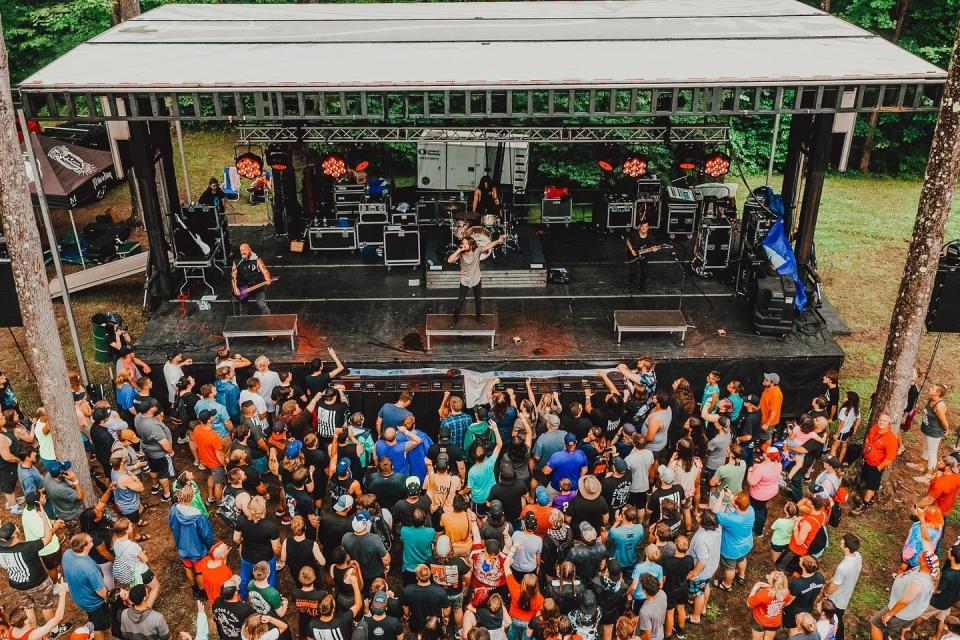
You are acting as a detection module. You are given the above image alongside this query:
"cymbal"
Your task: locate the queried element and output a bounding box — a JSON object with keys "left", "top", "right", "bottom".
{"left": 444, "top": 201, "right": 465, "bottom": 212}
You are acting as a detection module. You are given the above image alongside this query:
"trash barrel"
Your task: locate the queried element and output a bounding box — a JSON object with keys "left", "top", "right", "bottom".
{"left": 91, "top": 312, "right": 120, "bottom": 364}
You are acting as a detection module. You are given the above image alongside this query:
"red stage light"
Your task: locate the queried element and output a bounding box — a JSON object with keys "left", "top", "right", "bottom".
{"left": 622, "top": 156, "right": 648, "bottom": 178}
{"left": 597, "top": 160, "right": 614, "bottom": 172}
{"left": 270, "top": 163, "right": 288, "bottom": 171}
{"left": 322, "top": 155, "right": 347, "bottom": 178}
{"left": 703, "top": 152, "right": 731, "bottom": 177}
{"left": 235, "top": 152, "right": 264, "bottom": 179}
{"left": 354, "top": 161, "right": 370, "bottom": 172}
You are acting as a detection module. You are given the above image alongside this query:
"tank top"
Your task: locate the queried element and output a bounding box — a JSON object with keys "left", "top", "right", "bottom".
{"left": 0, "top": 428, "right": 21, "bottom": 469}
{"left": 35, "top": 421, "right": 55, "bottom": 461}
{"left": 890, "top": 571, "right": 934, "bottom": 620}
{"left": 643, "top": 408, "right": 672, "bottom": 452}
{"left": 111, "top": 469, "right": 140, "bottom": 516}
{"left": 11, "top": 627, "right": 33, "bottom": 640}
{"left": 476, "top": 186, "right": 497, "bottom": 216}
{"left": 235, "top": 256, "right": 263, "bottom": 287}
{"left": 329, "top": 475, "right": 354, "bottom": 503}
{"left": 284, "top": 536, "right": 319, "bottom": 583}
{"left": 332, "top": 565, "right": 355, "bottom": 610}
{"left": 922, "top": 399, "right": 947, "bottom": 438}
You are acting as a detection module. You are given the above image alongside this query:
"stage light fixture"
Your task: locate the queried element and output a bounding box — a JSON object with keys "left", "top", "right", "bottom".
{"left": 321, "top": 155, "right": 347, "bottom": 178}
{"left": 597, "top": 160, "right": 614, "bottom": 172}
{"left": 235, "top": 152, "right": 264, "bottom": 179}
{"left": 354, "top": 160, "right": 370, "bottom": 172}
{"left": 703, "top": 152, "right": 731, "bottom": 177}
{"left": 622, "top": 156, "right": 648, "bottom": 178}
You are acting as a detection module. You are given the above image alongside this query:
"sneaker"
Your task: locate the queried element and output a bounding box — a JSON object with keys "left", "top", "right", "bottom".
{"left": 195, "top": 461, "right": 206, "bottom": 471}
{"left": 914, "top": 475, "right": 933, "bottom": 484}
{"left": 150, "top": 485, "right": 162, "bottom": 495}
{"left": 280, "top": 514, "right": 291, "bottom": 525}
{"left": 8, "top": 505, "right": 22, "bottom": 515}
{"left": 674, "top": 628, "right": 686, "bottom": 639}
{"left": 15, "top": 496, "right": 25, "bottom": 504}
{"left": 275, "top": 508, "right": 286, "bottom": 518}
{"left": 906, "top": 462, "right": 924, "bottom": 471}
{"left": 160, "top": 493, "right": 172, "bottom": 503}
{"left": 206, "top": 497, "right": 217, "bottom": 505}
{"left": 177, "top": 435, "right": 190, "bottom": 445}
{"left": 49, "top": 624, "right": 71, "bottom": 640}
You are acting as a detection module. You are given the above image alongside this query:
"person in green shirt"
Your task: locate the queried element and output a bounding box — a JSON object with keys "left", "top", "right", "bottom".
{"left": 173, "top": 470, "right": 209, "bottom": 517}
{"left": 21, "top": 491, "right": 64, "bottom": 579}
{"left": 769, "top": 501, "right": 798, "bottom": 564}
{"left": 464, "top": 426, "right": 503, "bottom": 517}
{"left": 711, "top": 443, "right": 748, "bottom": 494}
{"left": 247, "top": 560, "right": 287, "bottom": 617}
{"left": 400, "top": 508, "right": 437, "bottom": 586}
{"left": 462, "top": 407, "right": 497, "bottom": 466}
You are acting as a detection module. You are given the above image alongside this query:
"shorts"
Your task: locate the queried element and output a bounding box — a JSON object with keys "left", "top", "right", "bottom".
{"left": 40, "top": 549, "right": 62, "bottom": 572}
{"left": 141, "top": 569, "right": 155, "bottom": 585}
{"left": 861, "top": 462, "right": 883, "bottom": 491}
{"left": 870, "top": 610, "right": 912, "bottom": 635}
{"left": 447, "top": 593, "right": 464, "bottom": 609}
{"left": 687, "top": 577, "right": 710, "bottom": 597}
{"left": 919, "top": 605, "right": 952, "bottom": 622}
{"left": 181, "top": 557, "right": 199, "bottom": 569}
{"left": 20, "top": 577, "right": 56, "bottom": 610}
{"left": 719, "top": 554, "right": 745, "bottom": 571}
{"left": 87, "top": 604, "right": 111, "bottom": 632}
{"left": 629, "top": 491, "right": 649, "bottom": 510}
{"left": 0, "top": 465, "right": 16, "bottom": 494}
{"left": 209, "top": 465, "right": 226, "bottom": 485}
{"left": 770, "top": 542, "right": 788, "bottom": 553}
{"left": 752, "top": 619, "right": 779, "bottom": 633}
{"left": 122, "top": 507, "right": 142, "bottom": 525}
{"left": 147, "top": 455, "right": 176, "bottom": 479}
{"left": 666, "top": 588, "right": 688, "bottom": 608}
{"left": 781, "top": 609, "right": 798, "bottom": 630}
{"left": 470, "top": 501, "right": 489, "bottom": 518}
{"left": 835, "top": 429, "right": 852, "bottom": 442}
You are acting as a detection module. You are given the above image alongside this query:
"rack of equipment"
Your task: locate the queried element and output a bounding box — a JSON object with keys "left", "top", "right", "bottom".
{"left": 634, "top": 175, "right": 663, "bottom": 228}
{"left": 691, "top": 216, "right": 732, "bottom": 276}
{"left": 665, "top": 187, "right": 699, "bottom": 238}
{"left": 604, "top": 194, "right": 635, "bottom": 230}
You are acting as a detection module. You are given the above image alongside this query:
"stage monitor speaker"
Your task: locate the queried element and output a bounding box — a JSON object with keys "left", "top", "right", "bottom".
{"left": 271, "top": 168, "right": 302, "bottom": 237}
{"left": 751, "top": 275, "right": 796, "bottom": 336}
{"left": 0, "top": 260, "right": 23, "bottom": 327}
{"left": 926, "top": 245, "right": 960, "bottom": 332}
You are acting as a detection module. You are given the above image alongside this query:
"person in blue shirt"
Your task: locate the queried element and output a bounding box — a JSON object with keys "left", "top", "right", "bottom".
{"left": 399, "top": 417, "right": 433, "bottom": 483}
{"left": 627, "top": 543, "right": 665, "bottom": 613}
{"left": 543, "top": 433, "right": 589, "bottom": 492}
{"left": 374, "top": 424, "right": 422, "bottom": 476}
{"left": 465, "top": 426, "right": 503, "bottom": 517}
{"left": 701, "top": 371, "right": 720, "bottom": 414}
{"left": 115, "top": 371, "right": 137, "bottom": 423}
{"left": 194, "top": 384, "right": 233, "bottom": 438}
{"left": 606, "top": 504, "right": 645, "bottom": 574}
{"left": 376, "top": 392, "right": 414, "bottom": 436}
{"left": 726, "top": 381, "right": 745, "bottom": 423}
{"left": 712, "top": 490, "right": 755, "bottom": 591}
{"left": 214, "top": 367, "right": 241, "bottom": 423}
{"left": 62, "top": 533, "right": 111, "bottom": 638}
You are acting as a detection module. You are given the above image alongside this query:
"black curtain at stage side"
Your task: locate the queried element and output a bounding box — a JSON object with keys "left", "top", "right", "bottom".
{"left": 136, "top": 353, "right": 841, "bottom": 438}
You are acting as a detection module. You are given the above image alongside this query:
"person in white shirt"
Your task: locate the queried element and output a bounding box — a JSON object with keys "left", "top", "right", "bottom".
{"left": 239, "top": 378, "right": 268, "bottom": 421}
{"left": 624, "top": 431, "right": 656, "bottom": 522}
{"left": 823, "top": 533, "right": 862, "bottom": 640}
{"left": 162, "top": 352, "right": 193, "bottom": 408}
{"left": 253, "top": 356, "right": 281, "bottom": 414}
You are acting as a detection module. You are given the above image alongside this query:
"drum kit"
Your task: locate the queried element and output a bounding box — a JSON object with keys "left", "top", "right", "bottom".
{"left": 441, "top": 200, "right": 520, "bottom": 260}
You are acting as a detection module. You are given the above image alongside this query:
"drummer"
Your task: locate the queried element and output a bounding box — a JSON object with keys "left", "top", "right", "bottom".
{"left": 472, "top": 175, "right": 500, "bottom": 222}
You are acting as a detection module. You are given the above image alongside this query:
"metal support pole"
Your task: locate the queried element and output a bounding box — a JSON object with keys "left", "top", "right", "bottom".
{"left": 175, "top": 120, "right": 192, "bottom": 202}
{"left": 67, "top": 209, "right": 85, "bottom": 269}
{"left": 19, "top": 111, "right": 88, "bottom": 385}
{"left": 766, "top": 113, "right": 781, "bottom": 186}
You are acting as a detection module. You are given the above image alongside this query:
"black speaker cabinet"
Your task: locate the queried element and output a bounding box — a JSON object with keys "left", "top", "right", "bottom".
{"left": 0, "top": 261, "right": 23, "bottom": 327}
{"left": 271, "top": 167, "right": 302, "bottom": 238}
{"left": 752, "top": 275, "right": 796, "bottom": 336}
{"left": 383, "top": 225, "right": 420, "bottom": 267}
{"left": 927, "top": 263, "right": 960, "bottom": 333}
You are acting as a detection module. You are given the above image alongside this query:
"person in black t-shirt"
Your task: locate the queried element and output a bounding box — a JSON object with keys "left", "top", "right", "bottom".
{"left": 233, "top": 498, "right": 281, "bottom": 599}
{"left": 602, "top": 458, "right": 633, "bottom": 512}
{"left": 358, "top": 590, "right": 404, "bottom": 640}
{"left": 315, "top": 388, "right": 349, "bottom": 443}
{"left": 659, "top": 534, "right": 695, "bottom": 639}
{"left": 401, "top": 565, "right": 450, "bottom": 634}
{"left": 304, "top": 349, "right": 346, "bottom": 397}
{"left": 925, "top": 545, "right": 960, "bottom": 637}
{"left": 392, "top": 481, "right": 432, "bottom": 533}
{"left": 737, "top": 395, "right": 763, "bottom": 464}
{"left": 489, "top": 464, "right": 528, "bottom": 524}
{"left": 212, "top": 580, "right": 256, "bottom": 640}
{"left": 782, "top": 556, "right": 825, "bottom": 633}
{"left": 562, "top": 402, "right": 594, "bottom": 441}
{"left": 0, "top": 519, "right": 58, "bottom": 626}
{"left": 626, "top": 219, "right": 657, "bottom": 290}
{"left": 426, "top": 428, "right": 466, "bottom": 480}
{"left": 307, "top": 582, "right": 362, "bottom": 640}
{"left": 291, "top": 565, "right": 325, "bottom": 640}
{"left": 646, "top": 467, "right": 683, "bottom": 527}
{"left": 284, "top": 469, "right": 319, "bottom": 540}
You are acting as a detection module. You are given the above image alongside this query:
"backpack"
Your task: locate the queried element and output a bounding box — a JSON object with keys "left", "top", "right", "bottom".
{"left": 829, "top": 501, "right": 843, "bottom": 528}
{"left": 568, "top": 608, "right": 600, "bottom": 640}
{"left": 372, "top": 512, "right": 393, "bottom": 551}
{"left": 216, "top": 487, "right": 248, "bottom": 529}
{"left": 808, "top": 514, "right": 829, "bottom": 556}
{"left": 467, "top": 426, "right": 496, "bottom": 463}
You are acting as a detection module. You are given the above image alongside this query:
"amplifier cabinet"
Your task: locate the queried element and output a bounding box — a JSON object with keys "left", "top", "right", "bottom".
{"left": 359, "top": 211, "right": 388, "bottom": 224}
{"left": 308, "top": 225, "right": 357, "bottom": 251}
{"left": 693, "top": 219, "right": 733, "bottom": 271}
{"left": 383, "top": 225, "right": 421, "bottom": 267}
{"left": 392, "top": 212, "right": 418, "bottom": 226}
{"left": 356, "top": 221, "right": 387, "bottom": 247}
{"left": 926, "top": 264, "right": 960, "bottom": 333}
{"left": 541, "top": 198, "right": 573, "bottom": 224}
{"left": 606, "top": 201, "right": 635, "bottom": 229}
{"left": 635, "top": 197, "right": 662, "bottom": 229}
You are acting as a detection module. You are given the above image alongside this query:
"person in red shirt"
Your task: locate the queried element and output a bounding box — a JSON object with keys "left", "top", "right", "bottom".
{"left": 759, "top": 373, "right": 784, "bottom": 433}
{"left": 918, "top": 453, "right": 960, "bottom": 516}
{"left": 747, "top": 570, "right": 794, "bottom": 639}
{"left": 195, "top": 541, "right": 233, "bottom": 601}
{"left": 503, "top": 549, "right": 544, "bottom": 635}
{"left": 853, "top": 413, "right": 899, "bottom": 514}
{"left": 776, "top": 496, "right": 827, "bottom": 575}
{"left": 194, "top": 410, "right": 227, "bottom": 503}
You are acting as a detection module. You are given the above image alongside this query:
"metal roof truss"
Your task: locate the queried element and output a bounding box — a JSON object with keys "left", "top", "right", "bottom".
{"left": 23, "top": 82, "right": 941, "bottom": 123}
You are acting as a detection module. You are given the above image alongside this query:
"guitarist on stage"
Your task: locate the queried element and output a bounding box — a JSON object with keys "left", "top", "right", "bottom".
{"left": 626, "top": 218, "right": 656, "bottom": 291}
{"left": 232, "top": 243, "right": 272, "bottom": 315}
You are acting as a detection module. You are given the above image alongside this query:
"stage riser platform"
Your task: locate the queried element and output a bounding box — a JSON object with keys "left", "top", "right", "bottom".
{"left": 426, "top": 269, "right": 547, "bottom": 289}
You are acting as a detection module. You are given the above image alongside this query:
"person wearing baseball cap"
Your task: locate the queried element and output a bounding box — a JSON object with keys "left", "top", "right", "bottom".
{"left": 542, "top": 432, "right": 589, "bottom": 492}
{"left": 760, "top": 373, "right": 784, "bottom": 434}
{"left": 738, "top": 394, "right": 762, "bottom": 463}
{"left": 343, "top": 510, "right": 390, "bottom": 588}
{"left": 916, "top": 452, "right": 960, "bottom": 518}
{"left": 318, "top": 494, "right": 356, "bottom": 560}
{"left": 392, "top": 476, "right": 431, "bottom": 532}
{"left": 647, "top": 466, "right": 683, "bottom": 527}
{"left": 43, "top": 460, "right": 86, "bottom": 522}
{"left": 329, "top": 458, "right": 362, "bottom": 506}
{"left": 426, "top": 535, "right": 470, "bottom": 626}
{"left": 427, "top": 426, "right": 466, "bottom": 480}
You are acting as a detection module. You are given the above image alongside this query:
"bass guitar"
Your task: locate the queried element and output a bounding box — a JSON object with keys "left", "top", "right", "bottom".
{"left": 624, "top": 243, "right": 671, "bottom": 264}
{"left": 237, "top": 277, "right": 278, "bottom": 302}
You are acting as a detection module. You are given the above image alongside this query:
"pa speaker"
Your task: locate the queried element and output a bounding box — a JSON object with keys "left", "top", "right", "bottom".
{"left": 751, "top": 275, "right": 796, "bottom": 336}
{"left": 0, "top": 261, "right": 23, "bottom": 327}
{"left": 926, "top": 256, "right": 960, "bottom": 333}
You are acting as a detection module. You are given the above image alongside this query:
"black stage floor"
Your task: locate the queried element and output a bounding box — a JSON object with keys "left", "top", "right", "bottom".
{"left": 138, "top": 226, "right": 846, "bottom": 383}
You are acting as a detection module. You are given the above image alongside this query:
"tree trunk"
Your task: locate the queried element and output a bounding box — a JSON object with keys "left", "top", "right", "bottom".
{"left": 0, "top": 19, "right": 95, "bottom": 503}
{"left": 112, "top": 0, "right": 141, "bottom": 24}
{"left": 869, "top": 20, "right": 960, "bottom": 430}
{"left": 858, "top": 0, "right": 910, "bottom": 172}
{"left": 821, "top": 0, "right": 831, "bottom": 13}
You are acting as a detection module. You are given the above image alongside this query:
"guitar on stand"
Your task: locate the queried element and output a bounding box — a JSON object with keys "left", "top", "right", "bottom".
{"left": 237, "top": 277, "right": 279, "bottom": 302}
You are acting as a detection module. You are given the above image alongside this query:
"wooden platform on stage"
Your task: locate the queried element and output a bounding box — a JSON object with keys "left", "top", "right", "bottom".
{"left": 425, "top": 314, "right": 496, "bottom": 350}
{"left": 614, "top": 310, "right": 688, "bottom": 345}
{"left": 223, "top": 314, "right": 298, "bottom": 351}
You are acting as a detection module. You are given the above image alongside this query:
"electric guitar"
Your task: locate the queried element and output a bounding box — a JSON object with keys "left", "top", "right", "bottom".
{"left": 624, "top": 243, "right": 671, "bottom": 264}
{"left": 237, "top": 277, "right": 278, "bottom": 302}
{"left": 174, "top": 215, "right": 212, "bottom": 256}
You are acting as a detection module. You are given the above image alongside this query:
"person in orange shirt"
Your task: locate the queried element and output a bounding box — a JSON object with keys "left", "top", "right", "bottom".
{"left": 853, "top": 413, "right": 899, "bottom": 514}
{"left": 194, "top": 409, "right": 227, "bottom": 504}
{"left": 759, "top": 373, "right": 784, "bottom": 434}
{"left": 747, "top": 570, "right": 794, "bottom": 640}
{"left": 917, "top": 453, "right": 960, "bottom": 517}
{"left": 195, "top": 541, "right": 233, "bottom": 602}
